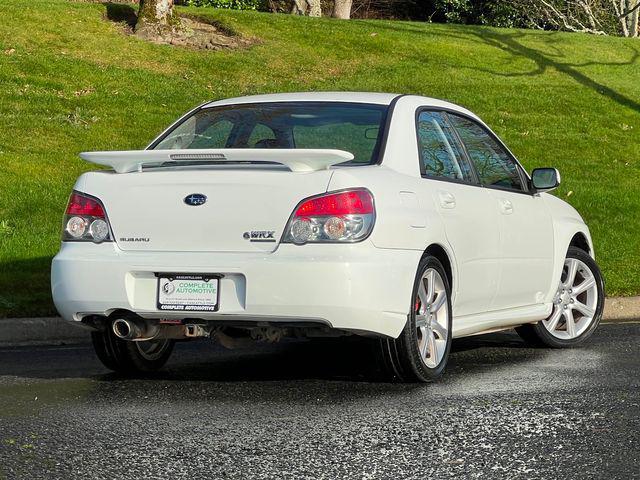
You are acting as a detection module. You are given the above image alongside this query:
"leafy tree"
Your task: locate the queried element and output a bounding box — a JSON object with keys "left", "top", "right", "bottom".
{"left": 185, "top": 0, "right": 264, "bottom": 9}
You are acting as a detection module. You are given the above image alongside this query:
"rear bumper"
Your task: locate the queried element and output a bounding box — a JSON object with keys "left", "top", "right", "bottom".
{"left": 51, "top": 242, "right": 421, "bottom": 338}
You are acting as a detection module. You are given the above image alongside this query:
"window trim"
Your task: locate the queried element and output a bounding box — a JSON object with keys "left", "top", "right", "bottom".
{"left": 415, "top": 106, "right": 534, "bottom": 196}
{"left": 414, "top": 108, "right": 479, "bottom": 186}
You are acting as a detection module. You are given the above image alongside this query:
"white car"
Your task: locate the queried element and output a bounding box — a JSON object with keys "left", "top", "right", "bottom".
{"left": 51, "top": 92, "right": 605, "bottom": 381}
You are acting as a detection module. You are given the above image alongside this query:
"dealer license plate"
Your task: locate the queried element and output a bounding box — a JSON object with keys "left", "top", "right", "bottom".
{"left": 156, "top": 274, "right": 220, "bottom": 312}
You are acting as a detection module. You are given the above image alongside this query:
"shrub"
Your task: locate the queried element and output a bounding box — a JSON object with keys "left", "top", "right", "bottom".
{"left": 183, "top": 0, "right": 266, "bottom": 10}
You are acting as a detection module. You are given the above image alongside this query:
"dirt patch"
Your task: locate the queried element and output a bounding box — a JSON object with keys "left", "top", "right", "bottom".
{"left": 142, "top": 16, "right": 253, "bottom": 50}
{"left": 102, "top": 2, "right": 254, "bottom": 50}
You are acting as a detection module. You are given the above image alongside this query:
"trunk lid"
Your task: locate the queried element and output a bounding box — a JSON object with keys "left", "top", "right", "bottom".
{"left": 79, "top": 167, "right": 334, "bottom": 253}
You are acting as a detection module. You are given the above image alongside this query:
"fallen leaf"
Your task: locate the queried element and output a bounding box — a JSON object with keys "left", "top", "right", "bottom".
{"left": 73, "top": 87, "right": 95, "bottom": 97}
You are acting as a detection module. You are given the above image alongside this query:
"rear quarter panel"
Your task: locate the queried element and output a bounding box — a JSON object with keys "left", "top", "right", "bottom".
{"left": 328, "top": 166, "right": 446, "bottom": 253}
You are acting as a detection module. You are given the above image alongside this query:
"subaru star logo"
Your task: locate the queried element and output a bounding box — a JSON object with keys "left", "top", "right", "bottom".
{"left": 184, "top": 193, "right": 207, "bottom": 206}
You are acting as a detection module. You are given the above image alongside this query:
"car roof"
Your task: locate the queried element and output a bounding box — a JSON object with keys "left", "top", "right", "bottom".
{"left": 204, "top": 92, "right": 399, "bottom": 107}
{"left": 202, "top": 92, "right": 475, "bottom": 116}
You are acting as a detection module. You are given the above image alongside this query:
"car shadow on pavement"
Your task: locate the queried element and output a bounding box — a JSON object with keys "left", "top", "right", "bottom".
{"left": 98, "top": 331, "right": 542, "bottom": 385}
{"left": 0, "top": 331, "right": 547, "bottom": 388}
{"left": 67, "top": 331, "right": 554, "bottom": 405}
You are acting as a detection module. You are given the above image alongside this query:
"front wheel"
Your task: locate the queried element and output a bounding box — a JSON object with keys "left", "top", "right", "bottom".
{"left": 516, "top": 246, "right": 604, "bottom": 348}
{"left": 378, "top": 255, "right": 453, "bottom": 382}
{"left": 91, "top": 328, "right": 175, "bottom": 374}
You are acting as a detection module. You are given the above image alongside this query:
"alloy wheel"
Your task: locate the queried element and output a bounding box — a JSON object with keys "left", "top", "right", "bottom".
{"left": 415, "top": 268, "right": 449, "bottom": 368}
{"left": 543, "top": 257, "right": 598, "bottom": 340}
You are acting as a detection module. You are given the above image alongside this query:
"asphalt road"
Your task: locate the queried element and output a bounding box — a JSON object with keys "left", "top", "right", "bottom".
{"left": 0, "top": 323, "right": 638, "bottom": 479}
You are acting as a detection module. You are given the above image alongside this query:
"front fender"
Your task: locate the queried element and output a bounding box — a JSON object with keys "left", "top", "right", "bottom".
{"left": 543, "top": 193, "right": 594, "bottom": 302}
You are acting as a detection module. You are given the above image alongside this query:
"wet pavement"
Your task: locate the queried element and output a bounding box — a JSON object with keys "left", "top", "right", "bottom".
{"left": 0, "top": 323, "right": 638, "bottom": 479}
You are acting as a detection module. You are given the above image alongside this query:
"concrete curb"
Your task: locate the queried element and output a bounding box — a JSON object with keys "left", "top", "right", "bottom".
{"left": 602, "top": 296, "right": 640, "bottom": 323}
{"left": 0, "top": 297, "right": 638, "bottom": 347}
{"left": 0, "top": 317, "right": 90, "bottom": 347}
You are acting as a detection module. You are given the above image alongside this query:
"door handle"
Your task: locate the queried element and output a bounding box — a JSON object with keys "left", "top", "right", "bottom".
{"left": 500, "top": 199, "right": 514, "bottom": 215}
{"left": 438, "top": 191, "right": 456, "bottom": 209}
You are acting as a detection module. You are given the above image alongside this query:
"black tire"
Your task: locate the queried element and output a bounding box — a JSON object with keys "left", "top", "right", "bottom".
{"left": 377, "top": 255, "right": 453, "bottom": 382}
{"left": 516, "top": 246, "right": 604, "bottom": 348}
{"left": 91, "top": 328, "right": 174, "bottom": 374}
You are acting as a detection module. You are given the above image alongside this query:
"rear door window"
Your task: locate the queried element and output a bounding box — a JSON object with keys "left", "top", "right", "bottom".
{"left": 416, "top": 110, "right": 474, "bottom": 182}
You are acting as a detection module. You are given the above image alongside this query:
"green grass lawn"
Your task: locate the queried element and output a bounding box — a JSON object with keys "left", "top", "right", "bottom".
{"left": 1, "top": 0, "right": 639, "bottom": 317}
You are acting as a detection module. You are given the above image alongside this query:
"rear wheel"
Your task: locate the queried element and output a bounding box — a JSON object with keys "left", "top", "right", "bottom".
{"left": 516, "top": 246, "right": 604, "bottom": 348}
{"left": 378, "top": 255, "right": 452, "bottom": 382}
{"left": 91, "top": 328, "right": 174, "bottom": 374}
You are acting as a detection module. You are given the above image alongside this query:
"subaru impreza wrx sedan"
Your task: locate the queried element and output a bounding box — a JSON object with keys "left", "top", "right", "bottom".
{"left": 51, "top": 92, "right": 605, "bottom": 382}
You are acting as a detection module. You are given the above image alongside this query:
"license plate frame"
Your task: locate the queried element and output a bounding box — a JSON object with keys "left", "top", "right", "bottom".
{"left": 156, "top": 273, "right": 221, "bottom": 312}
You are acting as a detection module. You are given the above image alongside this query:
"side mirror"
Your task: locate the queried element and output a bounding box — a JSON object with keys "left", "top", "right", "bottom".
{"left": 531, "top": 168, "right": 561, "bottom": 192}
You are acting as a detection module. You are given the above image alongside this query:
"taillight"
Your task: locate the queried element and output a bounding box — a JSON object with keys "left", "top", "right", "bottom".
{"left": 283, "top": 189, "right": 375, "bottom": 245}
{"left": 62, "top": 192, "right": 112, "bottom": 243}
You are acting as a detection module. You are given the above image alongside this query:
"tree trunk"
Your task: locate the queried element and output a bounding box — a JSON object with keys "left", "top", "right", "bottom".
{"left": 291, "top": 0, "right": 321, "bottom": 17}
{"left": 308, "top": 0, "right": 321, "bottom": 17}
{"left": 332, "top": 0, "right": 353, "bottom": 19}
{"left": 630, "top": 0, "right": 640, "bottom": 36}
{"left": 619, "top": 0, "right": 630, "bottom": 36}
{"left": 135, "top": 0, "right": 179, "bottom": 37}
{"left": 291, "top": 0, "right": 306, "bottom": 15}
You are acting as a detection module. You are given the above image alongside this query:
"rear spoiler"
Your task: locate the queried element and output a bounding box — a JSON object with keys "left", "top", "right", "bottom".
{"left": 79, "top": 149, "right": 354, "bottom": 173}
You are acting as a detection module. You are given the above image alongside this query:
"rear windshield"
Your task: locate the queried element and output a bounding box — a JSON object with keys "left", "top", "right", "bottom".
{"left": 151, "top": 102, "right": 389, "bottom": 165}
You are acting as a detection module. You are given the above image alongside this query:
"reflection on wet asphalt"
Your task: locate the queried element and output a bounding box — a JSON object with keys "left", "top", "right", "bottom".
{"left": 0, "top": 323, "right": 638, "bottom": 479}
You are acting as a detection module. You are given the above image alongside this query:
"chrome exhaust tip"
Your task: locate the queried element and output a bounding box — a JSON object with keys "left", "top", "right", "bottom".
{"left": 112, "top": 318, "right": 141, "bottom": 340}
